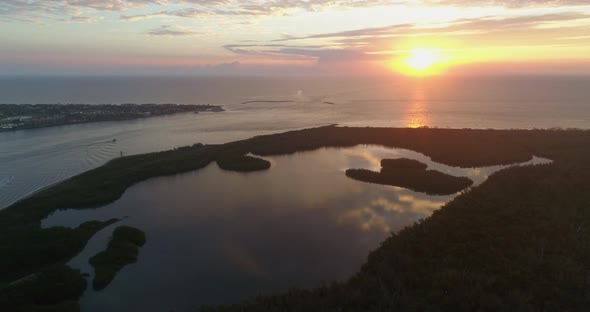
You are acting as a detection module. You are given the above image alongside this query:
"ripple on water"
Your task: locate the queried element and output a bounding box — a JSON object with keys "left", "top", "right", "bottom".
{"left": 0, "top": 138, "right": 127, "bottom": 208}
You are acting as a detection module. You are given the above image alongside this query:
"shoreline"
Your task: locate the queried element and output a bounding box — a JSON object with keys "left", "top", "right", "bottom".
{"left": 2, "top": 126, "right": 590, "bottom": 311}
{"left": 0, "top": 103, "right": 224, "bottom": 133}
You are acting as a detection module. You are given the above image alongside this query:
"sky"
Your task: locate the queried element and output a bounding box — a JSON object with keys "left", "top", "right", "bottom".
{"left": 1, "top": 0, "right": 590, "bottom": 76}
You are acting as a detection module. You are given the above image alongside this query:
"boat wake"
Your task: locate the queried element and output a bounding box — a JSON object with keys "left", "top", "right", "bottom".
{"left": 0, "top": 176, "right": 14, "bottom": 189}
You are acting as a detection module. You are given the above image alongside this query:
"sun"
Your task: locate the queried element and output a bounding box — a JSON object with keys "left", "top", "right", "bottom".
{"left": 400, "top": 48, "right": 443, "bottom": 76}
{"left": 406, "top": 48, "right": 439, "bottom": 70}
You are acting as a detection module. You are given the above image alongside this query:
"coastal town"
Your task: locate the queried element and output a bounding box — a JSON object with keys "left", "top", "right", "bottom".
{"left": 0, "top": 103, "right": 224, "bottom": 131}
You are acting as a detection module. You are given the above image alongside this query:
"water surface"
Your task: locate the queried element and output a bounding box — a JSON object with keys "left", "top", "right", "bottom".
{"left": 1, "top": 76, "right": 588, "bottom": 208}
{"left": 43, "top": 145, "right": 551, "bottom": 312}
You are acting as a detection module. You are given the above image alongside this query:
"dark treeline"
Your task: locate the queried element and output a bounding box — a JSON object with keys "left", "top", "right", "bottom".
{"left": 202, "top": 129, "right": 590, "bottom": 312}
{"left": 347, "top": 157, "right": 472, "bottom": 195}
{"left": 238, "top": 126, "right": 537, "bottom": 168}
{"left": 346, "top": 168, "right": 473, "bottom": 195}
{"left": 89, "top": 226, "right": 146, "bottom": 291}
{"left": 1, "top": 126, "right": 590, "bottom": 311}
{"left": 216, "top": 155, "right": 271, "bottom": 172}
{"left": 0, "top": 265, "right": 85, "bottom": 312}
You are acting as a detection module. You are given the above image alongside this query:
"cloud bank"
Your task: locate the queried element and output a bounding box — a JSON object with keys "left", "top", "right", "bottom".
{"left": 3, "top": 0, "right": 590, "bottom": 22}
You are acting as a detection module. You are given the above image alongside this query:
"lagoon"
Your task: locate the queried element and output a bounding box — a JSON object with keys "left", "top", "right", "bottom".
{"left": 43, "top": 145, "right": 550, "bottom": 312}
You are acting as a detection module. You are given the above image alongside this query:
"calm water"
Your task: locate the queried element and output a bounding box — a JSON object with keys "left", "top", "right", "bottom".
{"left": 1, "top": 76, "right": 589, "bottom": 209}
{"left": 42, "top": 145, "right": 550, "bottom": 312}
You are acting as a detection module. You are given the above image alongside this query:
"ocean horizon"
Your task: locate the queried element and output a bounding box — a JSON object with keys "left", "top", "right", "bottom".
{"left": 1, "top": 75, "right": 589, "bottom": 209}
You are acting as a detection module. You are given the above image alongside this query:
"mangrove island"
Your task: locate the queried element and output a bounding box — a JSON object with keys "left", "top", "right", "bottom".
{"left": 346, "top": 158, "right": 474, "bottom": 195}
{"left": 89, "top": 226, "right": 146, "bottom": 291}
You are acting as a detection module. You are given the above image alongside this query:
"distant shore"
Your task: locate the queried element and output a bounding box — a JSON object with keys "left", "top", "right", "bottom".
{"left": 241, "top": 100, "right": 295, "bottom": 104}
{"left": 0, "top": 103, "right": 224, "bottom": 132}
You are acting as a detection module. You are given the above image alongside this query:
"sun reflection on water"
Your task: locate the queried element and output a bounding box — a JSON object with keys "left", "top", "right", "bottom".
{"left": 404, "top": 83, "right": 431, "bottom": 128}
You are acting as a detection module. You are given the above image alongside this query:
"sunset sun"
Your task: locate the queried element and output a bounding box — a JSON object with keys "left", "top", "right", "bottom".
{"left": 399, "top": 48, "right": 444, "bottom": 76}
{"left": 406, "top": 48, "right": 439, "bottom": 70}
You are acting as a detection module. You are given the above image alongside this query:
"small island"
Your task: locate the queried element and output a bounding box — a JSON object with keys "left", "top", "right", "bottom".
{"left": 0, "top": 103, "right": 224, "bottom": 131}
{"left": 89, "top": 226, "right": 146, "bottom": 291}
{"left": 346, "top": 158, "right": 473, "bottom": 195}
{"left": 216, "top": 154, "right": 271, "bottom": 172}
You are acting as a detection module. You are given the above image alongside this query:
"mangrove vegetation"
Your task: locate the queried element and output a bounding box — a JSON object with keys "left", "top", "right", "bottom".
{"left": 216, "top": 155, "right": 271, "bottom": 172}
{"left": 1, "top": 126, "right": 590, "bottom": 310}
{"left": 89, "top": 226, "right": 146, "bottom": 291}
{"left": 346, "top": 158, "right": 473, "bottom": 195}
{"left": 0, "top": 265, "right": 86, "bottom": 312}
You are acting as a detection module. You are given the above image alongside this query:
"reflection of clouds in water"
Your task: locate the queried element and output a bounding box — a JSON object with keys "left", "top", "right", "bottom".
{"left": 339, "top": 206, "right": 390, "bottom": 233}
{"left": 343, "top": 149, "right": 382, "bottom": 171}
{"left": 341, "top": 145, "right": 552, "bottom": 186}
{"left": 338, "top": 190, "right": 449, "bottom": 234}
{"left": 341, "top": 147, "right": 409, "bottom": 171}
{"left": 250, "top": 150, "right": 368, "bottom": 208}
{"left": 387, "top": 194, "right": 446, "bottom": 215}
{"left": 332, "top": 146, "right": 551, "bottom": 234}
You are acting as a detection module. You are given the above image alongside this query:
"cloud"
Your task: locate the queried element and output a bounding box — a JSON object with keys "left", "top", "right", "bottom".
{"left": 273, "top": 12, "right": 590, "bottom": 42}
{"left": 427, "top": 0, "right": 590, "bottom": 7}
{"left": 147, "top": 24, "right": 198, "bottom": 36}
{"left": 221, "top": 12, "right": 590, "bottom": 65}
{"left": 226, "top": 44, "right": 379, "bottom": 63}
{"left": 2, "top": 0, "right": 390, "bottom": 21}
{"left": 68, "top": 16, "right": 98, "bottom": 23}
{"left": 3, "top": 0, "right": 590, "bottom": 23}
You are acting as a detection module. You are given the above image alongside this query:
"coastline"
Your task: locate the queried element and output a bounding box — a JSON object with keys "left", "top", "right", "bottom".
{"left": 2, "top": 126, "right": 590, "bottom": 311}
{"left": 0, "top": 104, "right": 224, "bottom": 133}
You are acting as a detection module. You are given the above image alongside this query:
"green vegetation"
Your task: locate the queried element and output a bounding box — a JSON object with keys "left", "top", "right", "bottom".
{"left": 89, "top": 226, "right": 146, "bottom": 291}
{"left": 381, "top": 158, "right": 428, "bottom": 170}
{"left": 0, "top": 265, "right": 85, "bottom": 312}
{"left": 216, "top": 155, "right": 271, "bottom": 172}
{"left": 1, "top": 126, "right": 590, "bottom": 310}
{"left": 346, "top": 158, "right": 473, "bottom": 195}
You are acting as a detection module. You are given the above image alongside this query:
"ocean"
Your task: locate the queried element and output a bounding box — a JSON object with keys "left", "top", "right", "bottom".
{"left": 0, "top": 75, "right": 589, "bottom": 208}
